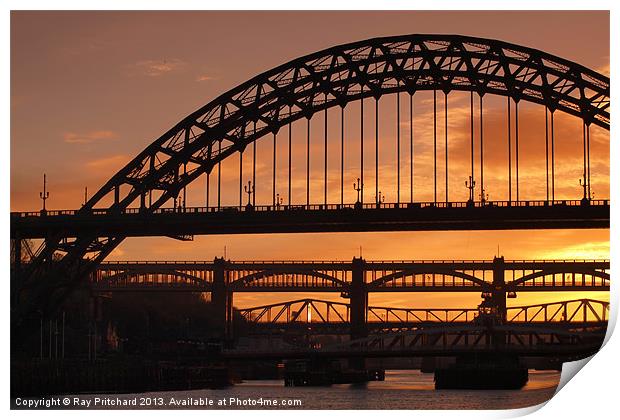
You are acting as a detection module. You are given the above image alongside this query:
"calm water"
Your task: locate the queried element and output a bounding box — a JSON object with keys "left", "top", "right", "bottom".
{"left": 71, "top": 370, "right": 560, "bottom": 410}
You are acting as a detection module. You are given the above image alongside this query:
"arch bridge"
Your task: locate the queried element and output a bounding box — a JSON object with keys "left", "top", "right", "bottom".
{"left": 239, "top": 298, "right": 609, "bottom": 334}
{"left": 10, "top": 34, "right": 610, "bottom": 324}
{"left": 90, "top": 257, "right": 609, "bottom": 293}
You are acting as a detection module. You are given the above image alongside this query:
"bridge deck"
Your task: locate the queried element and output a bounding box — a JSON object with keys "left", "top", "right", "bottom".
{"left": 11, "top": 200, "right": 610, "bottom": 239}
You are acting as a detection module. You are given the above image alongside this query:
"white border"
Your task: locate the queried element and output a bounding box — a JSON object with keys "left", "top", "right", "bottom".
{"left": 3, "top": 1, "right": 617, "bottom": 419}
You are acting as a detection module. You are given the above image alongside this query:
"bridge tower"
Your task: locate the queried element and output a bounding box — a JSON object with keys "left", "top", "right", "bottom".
{"left": 212, "top": 257, "right": 233, "bottom": 343}
{"left": 492, "top": 256, "right": 507, "bottom": 323}
{"left": 347, "top": 257, "right": 368, "bottom": 371}
{"left": 350, "top": 257, "right": 368, "bottom": 341}
{"left": 488, "top": 256, "right": 508, "bottom": 352}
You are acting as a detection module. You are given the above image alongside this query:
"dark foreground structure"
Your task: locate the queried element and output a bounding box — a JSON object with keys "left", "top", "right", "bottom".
{"left": 434, "top": 355, "right": 528, "bottom": 390}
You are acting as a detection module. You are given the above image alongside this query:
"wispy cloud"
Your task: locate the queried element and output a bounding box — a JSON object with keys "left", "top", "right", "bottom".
{"left": 63, "top": 130, "right": 117, "bottom": 144}
{"left": 133, "top": 58, "right": 186, "bottom": 77}
{"left": 196, "top": 74, "right": 215, "bottom": 82}
{"left": 85, "top": 154, "right": 130, "bottom": 171}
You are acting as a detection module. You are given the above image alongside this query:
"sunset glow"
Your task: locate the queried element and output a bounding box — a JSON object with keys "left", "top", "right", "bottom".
{"left": 11, "top": 11, "right": 609, "bottom": 310}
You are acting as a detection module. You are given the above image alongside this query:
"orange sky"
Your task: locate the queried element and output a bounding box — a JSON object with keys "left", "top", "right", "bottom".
{"left": 10, "top": 11, "right": 609, "bottom": 310}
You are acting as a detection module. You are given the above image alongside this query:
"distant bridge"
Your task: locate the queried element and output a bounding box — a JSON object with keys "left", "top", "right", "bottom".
{"left": 83, "top": 257, "right": 610, "bottom": 343}
{"left": 90, "top": 258, "right": 609, "bottom": 293}
{"left": 223, "top": 324, "right": 606, "bottom": 361}
{"left": 238, "top": 298, "right": 609, "bottom": 333}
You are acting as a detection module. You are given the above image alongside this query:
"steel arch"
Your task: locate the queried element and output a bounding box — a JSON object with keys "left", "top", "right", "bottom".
{"left": 369, "top": 269, "right": 489, "bottom": 289}
{"left": 21, "top": 34, "right": 610, "bottom": 315}
{"left": 229, "top": 269, "right": 346, "bottom": 290}
{"left": 82, "top": 34, "right": 609, "bottom": 219}
{"left": 95, "top": 269, "right": 211, "bottom": 290}
{"left": 508, "top": 269, "right": 610, "bottom": 288}
{"left": 87, "top": 34, "right": 609, "bottom": 216}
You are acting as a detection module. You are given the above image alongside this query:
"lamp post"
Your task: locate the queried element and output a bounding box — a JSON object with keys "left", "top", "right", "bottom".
{"left": 244, "top": 180, "right": 255, "bottom": 209}
{"left": 353, "top": 178, "right": 363, "bottom": 204}
{"left": 465, "top": 176, "right": 476, "bottom": 205}
{"left": 39, "top": 173, "right": 50, "bottom": 214}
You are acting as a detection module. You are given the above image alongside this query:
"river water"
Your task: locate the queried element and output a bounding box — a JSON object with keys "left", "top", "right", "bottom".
{"left": 71, "top": 370, "right": 560, "bottom": 410}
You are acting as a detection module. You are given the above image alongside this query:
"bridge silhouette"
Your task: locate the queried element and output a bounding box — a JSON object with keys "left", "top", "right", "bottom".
{"left": 10, "top": 34, "right": 610, "bottom": 370}
{"left": 240, "top": 298, "right": 609, "bottom": 326}
{"left": 87, "top": 257, "right": 609, "bottom": 342}
{"left": 91, "top": 258, "right": 609, "bottom": 293}
{"left": 223, "top": 325, "right": 604, "bottom": 361}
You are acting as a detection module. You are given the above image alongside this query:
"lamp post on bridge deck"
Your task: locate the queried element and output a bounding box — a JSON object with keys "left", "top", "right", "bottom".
{"left": 353, "top": 178, "right": 363, "bottom": 209}
{"left": 39, "top": 173, "right": 50, "bottom": 215}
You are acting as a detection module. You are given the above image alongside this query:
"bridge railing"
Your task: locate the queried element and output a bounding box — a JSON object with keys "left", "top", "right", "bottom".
{"left": 95, "top": 259, "right": 609, "bottom": 265}
{"left": 10, "top": 199, "right": 610, "bottom": 218}
{"left": 88, "top": 260, "right": 610, "bottom": 292}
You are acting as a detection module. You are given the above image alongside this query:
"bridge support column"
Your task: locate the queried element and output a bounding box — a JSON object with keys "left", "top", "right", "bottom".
{"left": 349, "top": 257, "right": 368, "bottom": 371}
{"left": 350, "top": 257, "right": 368, "bottom": 340}
{"left": 348, "top": 257, "right": 368, "bottom": 371}
{"left": 212, "top": 257, "right": 233, "bottom": 344}
{"left": 492, "top": 256, "right": 507, "bottom": 323}
{"left": 491, "top": 256, "right": 507, "bottom": 350}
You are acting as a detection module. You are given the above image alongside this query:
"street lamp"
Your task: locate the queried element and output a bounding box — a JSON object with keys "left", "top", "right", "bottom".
{"left": 39, "top": 173, "right": 50, "bottom": 215}
{"left": 465, "top": 176, "right": 476, "bottom": 205}
{"left": 353, "top": 178, "right": 363, "bottom": 203}
{"left": 244, "top": 180, "right": 255, "bottom": 209}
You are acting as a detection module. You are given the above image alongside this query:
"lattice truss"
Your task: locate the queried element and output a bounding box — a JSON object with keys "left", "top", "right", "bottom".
{"left": 239, "top": 298, "right": 608, "bottom": 325}
{"left": 328, "top": 325, "right": 603, "bottom": 352}
{"left": 91, "top": 35, "right": 609, "bottom": 221}
{"left": 20, "top": 35, "right": 610, "bottom": 315}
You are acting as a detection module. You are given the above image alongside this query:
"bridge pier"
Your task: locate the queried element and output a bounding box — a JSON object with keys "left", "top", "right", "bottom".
{"left": 350, "top": 257, "right": 368, "bottom": 341}
{"left": 492, "top": 256, "right": 507, "bottom": 324}
{"left": 490, "top": 256, "right": 508, "bottom": 352}
{"left": 212, "top": 257, "right": 233, "bottom": 343}
{"left": 348, "top": 257, "right": 368, "bottom": 371}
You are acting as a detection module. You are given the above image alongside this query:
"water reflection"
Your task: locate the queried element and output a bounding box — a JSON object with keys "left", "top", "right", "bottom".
{"left": 76, "top": 370, "right": 560, "bottom": 410}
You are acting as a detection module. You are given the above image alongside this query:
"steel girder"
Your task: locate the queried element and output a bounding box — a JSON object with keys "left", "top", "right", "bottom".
{"left": 239, "top": 298, "right": 609, "bottom": 325}
{"left": 17, "top": 34, "right": 610, "bottom": 318}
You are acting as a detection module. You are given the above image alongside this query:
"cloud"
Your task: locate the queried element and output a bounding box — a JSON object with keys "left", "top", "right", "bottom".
{"left": 63, "top": 130, "right": 117, "bottom": 144}
{"left": 196, "top": 74, "right": 215, "bottom": 82}
{"left": 85, "top": 154, "right": 130, "bottom": 171}
{"left": 133, "top": 58, "right": 186, "bottom": 77}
